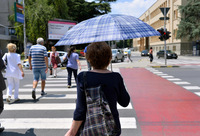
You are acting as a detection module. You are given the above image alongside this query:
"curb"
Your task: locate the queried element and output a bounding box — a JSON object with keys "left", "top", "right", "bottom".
{"left": 150, "top": 65, "right": 179, "bottom": 68}
{"left": 61, "top": 67, "right": 66, "bottom": 70}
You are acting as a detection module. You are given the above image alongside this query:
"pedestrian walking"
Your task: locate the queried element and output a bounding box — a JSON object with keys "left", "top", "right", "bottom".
{"left": 65, "top": 42, "right": 130, "bottom": 136}
{"left": 149, "top": 47, "right": 153, "bottom": 63}
{"left": 127, "top": 47, "right": 132, "bottom": 62}
{"left": 84, "top": 45, "right": 91, "bottom": 70}
{"left": 0, "top": 53, "right": 6, "bottom": 132}
{"left": 50, "top": 46, "right": 59, "bottom": 78}
{"left": 28, "top": 38, "right": 48, "bottom": 100}
{"left": 63, "top": 46, "right": 81, "bottom": 88}
{"left": 2, "top": 43, "right": 25, "bottom": 103}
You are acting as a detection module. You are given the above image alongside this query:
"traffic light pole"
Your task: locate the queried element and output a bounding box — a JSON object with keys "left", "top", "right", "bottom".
{"left": 164, "top": 8, "right": 167, "bottom": 65}
{"left": 23, "top": 0, "right": 27, "bottom": 59}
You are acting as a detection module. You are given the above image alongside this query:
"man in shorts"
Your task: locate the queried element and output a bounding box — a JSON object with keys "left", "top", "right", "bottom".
{"left": 28, "top": 38, "right": 48, "bottom": 100}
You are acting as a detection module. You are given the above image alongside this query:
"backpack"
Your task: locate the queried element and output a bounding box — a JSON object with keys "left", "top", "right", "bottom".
{"left": 78, "top": 72, "right": 120, "bottom": 136}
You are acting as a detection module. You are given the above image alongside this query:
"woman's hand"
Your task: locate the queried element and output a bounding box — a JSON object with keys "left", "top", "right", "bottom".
{"left": 21, "top": 72, "right": 25, "bottom": 77}
{"left": 64, "top": 129, "right": 75, "bottom": 136}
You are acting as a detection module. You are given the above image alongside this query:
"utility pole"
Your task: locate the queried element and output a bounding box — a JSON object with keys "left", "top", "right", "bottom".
{"left": 23, "top": 0, "right": 27, "bottom": 59}
{"left": 160, "top": 7, "right": 170, "bottom": 65}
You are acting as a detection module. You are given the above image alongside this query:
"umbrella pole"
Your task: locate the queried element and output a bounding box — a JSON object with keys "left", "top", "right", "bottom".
{"left": 109, "top": 41, "right": 113, "bottom": 71}
{"left": 111, "top": 60, "right": 113, "bottom": 71}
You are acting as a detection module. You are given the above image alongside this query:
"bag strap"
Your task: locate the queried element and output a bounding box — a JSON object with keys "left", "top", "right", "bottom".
{"left": 83, "top": 72, "right": 87, "bottom": 91}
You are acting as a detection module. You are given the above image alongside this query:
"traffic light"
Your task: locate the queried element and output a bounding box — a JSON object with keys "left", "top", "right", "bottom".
{"left": 157, "top": 28, "right": 164, "bottom": 41}
{"left": 165, "top": 31, "right": 171, "bottom": 40}
{"left": 157, "top": 28, "right": 171, "bottom": 41}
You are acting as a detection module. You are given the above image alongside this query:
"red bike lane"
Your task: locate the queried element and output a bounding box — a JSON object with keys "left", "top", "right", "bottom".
{"left": 120, "top": 68, "right": 200, "bottom": 136}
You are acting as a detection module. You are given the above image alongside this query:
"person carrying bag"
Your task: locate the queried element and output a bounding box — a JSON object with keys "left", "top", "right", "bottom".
{"left": 65, "top": 42, "right": 130, "bottom": 136}
{"left": 0, "top": 52, "right": 7, "bottom": 132}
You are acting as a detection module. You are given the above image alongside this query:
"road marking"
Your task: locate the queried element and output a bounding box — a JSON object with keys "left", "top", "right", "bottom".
{"left": 156, "top": 74, "right": 168, "bottom": 76}
{"left": 161, "top": 76, "right": 174, "bottom": 78}
{"left": 0, "top": 117, "right": 136, "bottom": 129}
{"left": 173, "top": 82, "right": 191, "bottom": 85}
{"left": 153, "top": 72, "right": 163, "bottom": 74}
{"left": 47, "top": 78, "right": 69, "bottom": 80}
{"left": 4, "top": 103, "right": 133, "bottom": 110}
{"left": 18, "top": 88, "right": 77, "bottom": 92}
{"left": 24, "top": 84, "right": 68, "bottom": 87}
{"left": 167, "top": 78, "right": 181, "bottom": 81}
{"left": 39, "top": 80, "right": 67, "bottom": 83}
{"left": 3, "top": 94, "right": 77, "bottom": 99}
{"left": 194, "top": 92, "right": 200, "bottom": 96}
{"left": 183, "top": 86, "right": 200, "bottom": 90}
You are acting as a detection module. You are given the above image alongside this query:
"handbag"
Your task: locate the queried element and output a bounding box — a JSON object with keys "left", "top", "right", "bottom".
{"left": 77, "top": 72, "right": 120, "bottom": 136}
{"left": 61, "top": 58, "right": 68, "bottom": 67}
{"left": 0, "top": 54, "right": 7, "bottom": 72}
{"left": 55, "top": 56, "right": 61, "bottom": 64}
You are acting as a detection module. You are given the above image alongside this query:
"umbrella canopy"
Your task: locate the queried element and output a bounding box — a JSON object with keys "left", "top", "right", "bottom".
{"left": 55, "top": 14, "right": 160, "bottom": 46}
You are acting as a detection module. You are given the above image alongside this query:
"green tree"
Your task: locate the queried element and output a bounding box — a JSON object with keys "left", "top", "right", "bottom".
{"left": 9, "top": 0, "right": 116, "bottom": 43}
{"left": 176, "top": 0, "right": 200, "bottom": 40}
{"left": 9, "top": 0, "right": 58, "bottom": 43}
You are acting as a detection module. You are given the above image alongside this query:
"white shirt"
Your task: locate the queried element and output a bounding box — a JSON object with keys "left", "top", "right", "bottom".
{"left": 2, "top": 53, "right": 23, "bottom": 79}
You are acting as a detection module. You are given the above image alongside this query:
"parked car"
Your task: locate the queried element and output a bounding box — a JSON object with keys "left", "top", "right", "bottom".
{"left": 157, "top": 50, "right": 178, "bottom": 59}
{"left": 23, "top": 51, "right": 67, "bottom": 68}
{"left": 112, "top": 49, "right": 124, "bottom": 63}
{"left": 141, "top": 50, "right": 149, "bottom": 56}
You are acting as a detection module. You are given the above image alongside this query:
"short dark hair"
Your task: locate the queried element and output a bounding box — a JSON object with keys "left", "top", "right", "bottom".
{"left": 86, "top": 42, "right": 111, "bottom": 69}
{"left": 150, "top": 47, "right": 152, "bottom": 49}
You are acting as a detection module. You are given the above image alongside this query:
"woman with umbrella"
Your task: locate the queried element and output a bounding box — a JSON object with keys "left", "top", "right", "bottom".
{"left": 65, "top": 42, "right": 130, "bottom": 136}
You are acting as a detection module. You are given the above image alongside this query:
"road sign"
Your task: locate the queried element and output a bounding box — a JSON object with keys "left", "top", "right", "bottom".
{"left": 14, "top": 2, "right": 24, "bottom": 23}
{"left": 160, "top": 7, "right": 170, "bottom": 16}
{"left": 159, "top": 17, "right": 170, "bottom": 20}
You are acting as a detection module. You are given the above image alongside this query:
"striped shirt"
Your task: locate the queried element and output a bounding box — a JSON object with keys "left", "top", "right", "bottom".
{"left": 28, "top": 44, "right": 48, "bottom": 69}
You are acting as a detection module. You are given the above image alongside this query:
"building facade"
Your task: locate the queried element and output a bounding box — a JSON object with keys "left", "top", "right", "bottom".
{"left": 0, "top": 0, "right": 22, "bottom": 54}
{"left": 133, "top": 0, "right": 191, "bottom": 55}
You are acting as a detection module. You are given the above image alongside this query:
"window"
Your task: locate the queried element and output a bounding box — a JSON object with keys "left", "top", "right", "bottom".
{"left": 174, "top": 10, "right": 178, "bottom": 19}
{"left": 167, "top": 46, "right": 169, "bottom": 50}
{"left": 173, "top": 46, "right": 176, "bottom": 51}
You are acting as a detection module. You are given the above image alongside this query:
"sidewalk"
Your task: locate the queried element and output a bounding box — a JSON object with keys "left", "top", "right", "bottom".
{"left": 120, "top": 68, "right": 200, "bottom": 136}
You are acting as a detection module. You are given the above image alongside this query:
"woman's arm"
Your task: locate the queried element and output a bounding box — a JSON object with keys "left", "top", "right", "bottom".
{"left": 18, "top": 64, "right": 25, "bottom": 77}
{"left": 76, "top": 59, "right": 81, "bottom": 70}
{"left": 65, "top": 120, "right": 83, "bottom": 136}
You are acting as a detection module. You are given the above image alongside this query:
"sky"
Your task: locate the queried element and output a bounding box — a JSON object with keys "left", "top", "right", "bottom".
{"left": 86, "top": 0, "right": 157, "bottom": 18}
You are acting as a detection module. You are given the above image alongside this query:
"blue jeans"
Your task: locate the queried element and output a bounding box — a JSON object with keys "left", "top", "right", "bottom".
{"left": 33, "top": 68, "right": 46, "bottom": 81}
{"left": 67, "top": 67, "right": 77, "bottom": 86}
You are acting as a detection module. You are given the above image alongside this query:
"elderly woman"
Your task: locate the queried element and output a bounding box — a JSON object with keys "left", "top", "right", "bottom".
{"left": 65, "top": 42, "right": 130, "bottom": 136}
{"left": 2, "top": 43, "right": 24, "bottom": 102}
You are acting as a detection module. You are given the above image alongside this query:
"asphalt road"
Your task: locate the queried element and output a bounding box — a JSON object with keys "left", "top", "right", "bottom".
{"left": 1, "top": 52, "right": 200, "bottom": 136}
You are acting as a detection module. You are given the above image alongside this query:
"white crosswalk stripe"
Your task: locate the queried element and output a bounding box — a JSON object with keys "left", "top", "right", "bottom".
{"left": 2, "top": 68, "right": 136, "bottom": 133}
{"left": 147, "top": 68, "right": 200, "bottom": 100}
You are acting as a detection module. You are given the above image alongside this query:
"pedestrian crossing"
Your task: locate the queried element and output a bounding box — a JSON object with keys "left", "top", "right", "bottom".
{"left": 146, "top": 67, "right": 200, "bottom": 98}
{"left": 1, "top": 68, "right": 136, "bottom": 135}
{"left": 154, "top": 59, "right": 200, "bottom": 67}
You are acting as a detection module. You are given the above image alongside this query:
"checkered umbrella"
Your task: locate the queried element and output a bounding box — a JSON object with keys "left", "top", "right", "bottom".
{"left": 55, "top": 14, "right": 160, "bottom": 46}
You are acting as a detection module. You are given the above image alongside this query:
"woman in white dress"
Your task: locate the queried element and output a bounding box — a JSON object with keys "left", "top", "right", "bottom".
{"left": 2, "top": 43, "right": 24, "bottom": 102}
